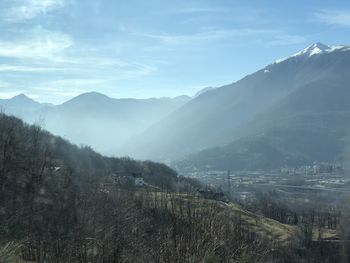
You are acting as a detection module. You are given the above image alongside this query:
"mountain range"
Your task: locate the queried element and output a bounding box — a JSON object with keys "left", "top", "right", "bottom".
{"left": 2, "top": 42, "right": 350, "bottom": 171}
{"left": 0, "top": 92, "right": 190, "bottom": 154}
{"left": 124, "top": 43, "right": 350, "bottom": 170}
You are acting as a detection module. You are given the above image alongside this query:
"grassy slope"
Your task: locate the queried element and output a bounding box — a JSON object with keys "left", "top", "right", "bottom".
{"left": 226, "top": 202, "right": 298, "bottom": 243}
{"left": 142, "top": 192, "right": 299, "bottom": 244}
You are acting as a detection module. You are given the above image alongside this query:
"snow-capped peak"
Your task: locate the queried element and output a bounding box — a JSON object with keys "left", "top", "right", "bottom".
{"left": 275, "top": 42, "right": 350, "bottom": 64}
{"left": 296, "top": 42, "right": 330, "bottom": 56}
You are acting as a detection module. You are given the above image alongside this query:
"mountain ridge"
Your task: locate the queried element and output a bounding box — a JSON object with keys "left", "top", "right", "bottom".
{"left": 0, "top": 92, "right": 191, "bottom": 155}
{"left": 274, "top": 42, "right": 350, "bottom": 64}
{"left": 177, "top": 78, "right": 350, "bottom": 171}
{"left": 123, "top": 43, "right": 350, "bottom": 168}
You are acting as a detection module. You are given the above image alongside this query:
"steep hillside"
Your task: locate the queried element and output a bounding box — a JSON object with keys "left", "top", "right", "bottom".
{"left": 125, "top": 43, "right": 350, "bottom": 161}
{"left": 0, "top": 113, "right": 301, "bottom": 263}
{"left": 177, "top": 78, "right": 350, "bottom": 171}
{"left": 0, "top": 113, "right": 187, "bottom": 194}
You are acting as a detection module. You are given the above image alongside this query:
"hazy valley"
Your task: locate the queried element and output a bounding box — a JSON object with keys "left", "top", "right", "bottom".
{"left": 3, "top": 43, "right": 350, "bottom": 173}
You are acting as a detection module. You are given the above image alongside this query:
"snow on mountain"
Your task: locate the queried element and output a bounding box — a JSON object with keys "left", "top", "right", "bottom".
{"left": 275, "top": 42, "right": 350, "bottom": 64}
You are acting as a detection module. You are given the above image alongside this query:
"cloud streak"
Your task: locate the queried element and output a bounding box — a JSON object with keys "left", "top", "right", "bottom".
{"left": 314, "top": 9, "right": 350, "bottom": 27}
{"left": 0, "top": 28, "right": 73, "bottom": 61}
{"left": 141, "top": 28, "right": 306, "bottom": 47}
{"left": 0, "top": 65, "right": 63, "bottom": 72}
{"left": 142, "top": 28, "right": 265, "bottom": 44}
{"left": 0, "top": 1, "right": 326, "bottom": 103}
{"left": 3, "top": 0, "right": 67, "bottom": 22}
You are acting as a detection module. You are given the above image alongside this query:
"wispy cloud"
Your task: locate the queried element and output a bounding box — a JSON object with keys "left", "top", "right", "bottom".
{"left": 141, "top": 28, "right": 306, "bottom": 47}
{"left": 0, "top": 28, "right": 73, "bottom": 61}
{"left": 141, "top": 28, "right": 272, "bottom": 45}
{"left": 0, "top": 64, "right": 63, "bottom": 72}
{"left": 3, "top": 0, "right": 67, "bottom": 22}
{"left": 0, "top": 1, "right": 316, "bottom": 103}
{"left": 0, "top": 56, "right": 158, "bottom": 103}
{"left": 314, "top": 9, "right": 350, "bottom": 27}
{"left": 62, "top": 57, "right": 157, "bottom": 78}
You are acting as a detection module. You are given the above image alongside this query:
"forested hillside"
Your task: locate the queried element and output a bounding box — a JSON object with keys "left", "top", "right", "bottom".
{"left": 0, "top": 113, "right": 200, "bottom": 261}
{"left": 0, "top": 113, "right": 346, "bottom": 262}
{"left": 0, "top": 113, "right": 271, "bottom": 262}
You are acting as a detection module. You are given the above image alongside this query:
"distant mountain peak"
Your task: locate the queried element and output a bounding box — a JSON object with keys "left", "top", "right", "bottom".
{"left": 77, "top": 91, "right": 109, "bottom": 99}
{"left": 294, "top": 42, "right": 330, "bottom": 57}
{"left": 0, "top": 93, "right": 43, "bottom": 111}
{"left": 11, "top": 93, "right": 40, "bottom": 105}
{"left": 64, "top": 92, "right": 110, "bottom": 104}
{"left": 313, "top": 42, "right": 330, "bottom": 49}
{"left": 275, "top": 42, "right": 350, "bottom": 64}
{"left": 12, "top": 93, "right": 32, "bottom": 100}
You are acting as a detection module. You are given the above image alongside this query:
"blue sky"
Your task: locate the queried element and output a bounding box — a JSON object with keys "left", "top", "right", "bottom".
{"left": 1, "top": 0, "right": 350, "bottom": 103}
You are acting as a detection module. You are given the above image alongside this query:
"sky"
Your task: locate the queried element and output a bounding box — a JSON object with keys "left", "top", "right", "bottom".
{"left": 1, "top": 0, "right": 350, "bottom": 104}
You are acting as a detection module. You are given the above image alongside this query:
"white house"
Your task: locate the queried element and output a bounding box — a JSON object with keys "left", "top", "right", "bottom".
{"left": 134, "top": 177, "right": 145, "bottom": 186}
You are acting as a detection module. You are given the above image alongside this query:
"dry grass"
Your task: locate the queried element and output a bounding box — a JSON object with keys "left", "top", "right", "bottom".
{"left": 0, "top": 242, "right": 22, "bottom": 263}
{"left": 224, "top": 202, "right": 299, "bottom": 243}
{"left": 138, "top": 191, "right": 299, "bottom": 244}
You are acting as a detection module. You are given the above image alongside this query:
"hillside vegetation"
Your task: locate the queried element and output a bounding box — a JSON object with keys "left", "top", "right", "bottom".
{"left": 1, "top": 113, "right": 336, "bottom": 262}
{"left": 0, "top": 113, "right": 277, "bottom": 262}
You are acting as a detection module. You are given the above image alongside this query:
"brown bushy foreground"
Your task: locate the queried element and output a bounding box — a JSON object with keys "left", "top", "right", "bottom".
{"left": 0, "top": 113, "right": 267, "bottom": 262}
{"left": 5, "top": 189, "right": 271, "bottom": 263}
{"left": 0, "top": 113, "right": 347, "bottom": 262}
